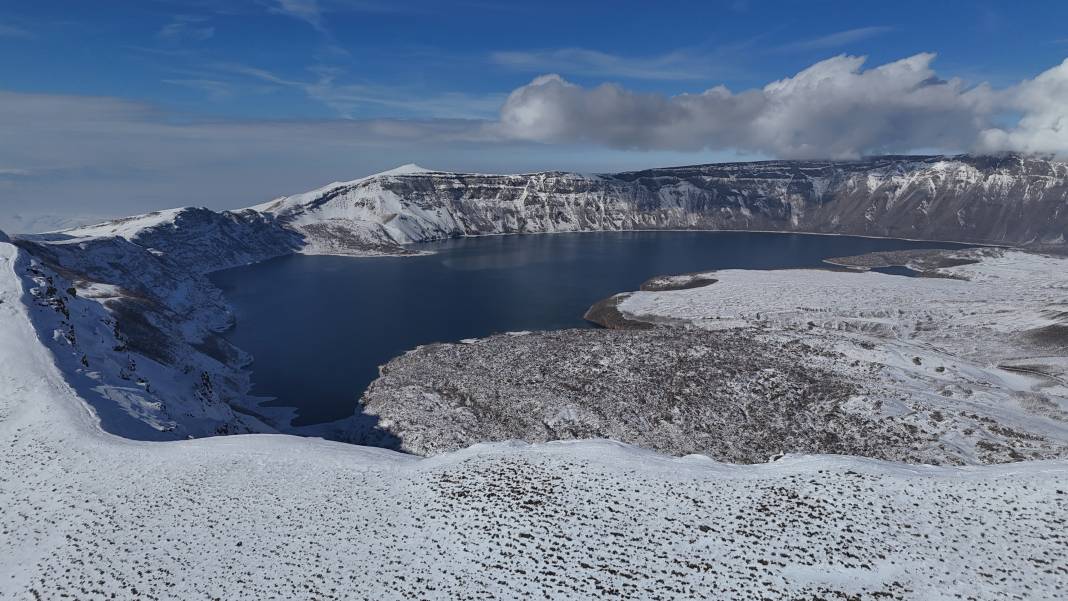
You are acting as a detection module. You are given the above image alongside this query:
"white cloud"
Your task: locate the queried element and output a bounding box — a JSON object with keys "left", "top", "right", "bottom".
{"left": 497, "top": 53, "right": 1037, "bottom": 159}
{"left": 978, "top": 58, "right": 1068, "bottom": 155}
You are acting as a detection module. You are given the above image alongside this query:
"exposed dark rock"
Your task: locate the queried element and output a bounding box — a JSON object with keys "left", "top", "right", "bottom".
{"left": 1028, "top": 324, "right": 1068, "bottom": 348}
{"left": 361, "top": 328, "right": 974, "bottom": 464}
{"left": 582, "top": 294, "right": 652, "bottom": 329}
{"left": 639, "top": 273, "right": 719, "bottom": 291}
{"left": 823, "top": 248, "right": 991, "bottom": 276}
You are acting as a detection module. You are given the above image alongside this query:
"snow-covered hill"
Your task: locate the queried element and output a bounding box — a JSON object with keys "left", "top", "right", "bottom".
{"left": 1, "top": 239, "right": 1066, "bottom": 599}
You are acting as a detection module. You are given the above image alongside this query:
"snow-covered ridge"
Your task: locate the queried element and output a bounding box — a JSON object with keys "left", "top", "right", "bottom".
{"left": 40, "top": 153, "right": 1068, "bottom": 261}
{"left": 251, "top": 153, "right": 1068, "bottom": 256}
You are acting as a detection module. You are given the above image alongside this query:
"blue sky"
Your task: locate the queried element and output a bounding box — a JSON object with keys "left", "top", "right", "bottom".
{"left": 4, "top": 0, "right": 1064, "bottom": 119}
{"left": 1, "top": 0, "right": 1067, "bottom": 230}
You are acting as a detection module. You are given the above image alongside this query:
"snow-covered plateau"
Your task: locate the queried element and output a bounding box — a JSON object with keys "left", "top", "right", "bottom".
{"left": 1, "top": 154, "right": 1068, "bottom": 599}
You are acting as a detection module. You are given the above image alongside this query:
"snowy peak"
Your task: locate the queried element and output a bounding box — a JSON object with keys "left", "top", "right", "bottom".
{"left": 374, "top": 163, "right": 434, "bottom": 177}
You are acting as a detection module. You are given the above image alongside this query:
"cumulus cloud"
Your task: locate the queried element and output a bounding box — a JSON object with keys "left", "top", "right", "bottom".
{"left": 497, "top": 53, "right": 1009, "bottom": 159}
{"left": 978, "top": 58, "right": 1068, "bottom": 155}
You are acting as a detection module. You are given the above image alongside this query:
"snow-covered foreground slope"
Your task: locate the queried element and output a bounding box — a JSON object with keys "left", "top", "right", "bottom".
{"left": 2, "top": 240, "right": 1067, "bottom": 599}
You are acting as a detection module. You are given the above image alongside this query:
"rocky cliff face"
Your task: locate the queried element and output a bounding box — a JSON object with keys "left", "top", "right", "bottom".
{"left": 259, "top": 154, "right": 1068, "bottom": 254}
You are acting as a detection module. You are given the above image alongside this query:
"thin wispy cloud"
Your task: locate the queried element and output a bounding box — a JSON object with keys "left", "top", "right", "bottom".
{"left": 776, "top": 26, "right": 894, "bottom": 52}
{"left": 214, "top": 62, "right": 505, "bottom": 119}
{"left": 270, "top": 0, "right": 326, "bottom": 31}
{"left": 213, "top": 62, "right": 302, "bottom": 86}
{"left": 157, "top": 16, "right": 215, "bottom": 42}
{"left": 491, "top": 48, "right": 717, "bottom": 81}
{"left": 489, "top": 39, "right": 770, "bottom": 82}
{"left": 162, "top": 78, "right": 234, "bottom": 100}
{"left": 267, "top": 0, "right": 408, "bottom": 32}
{"left": 0, "top": 23, "right": 33, "bottom": 39}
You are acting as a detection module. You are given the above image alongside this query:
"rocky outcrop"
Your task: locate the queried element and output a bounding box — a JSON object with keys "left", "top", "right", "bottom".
{"left": 358, "top": 325, "right": 1068, "bottom": 464}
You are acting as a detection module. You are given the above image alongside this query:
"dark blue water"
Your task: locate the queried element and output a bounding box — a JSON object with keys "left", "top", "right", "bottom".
{"left": 211, "top": 231, "right": 969, "bottom": 426}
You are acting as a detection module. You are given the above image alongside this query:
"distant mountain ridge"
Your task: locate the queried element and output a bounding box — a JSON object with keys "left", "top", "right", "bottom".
{"left": 255, "top": 153, "right": 1068, "bottom": 257}
{"left": 27, "top": 154, "right": 1068, "bottom": 271}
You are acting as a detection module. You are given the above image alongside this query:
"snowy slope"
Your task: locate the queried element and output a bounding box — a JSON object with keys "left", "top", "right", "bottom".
{"left": 1, "top": 240, "right": 1066, "bottom": 599}
{"left": 5, "top": 239, "right": 269, "bottom": 439}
